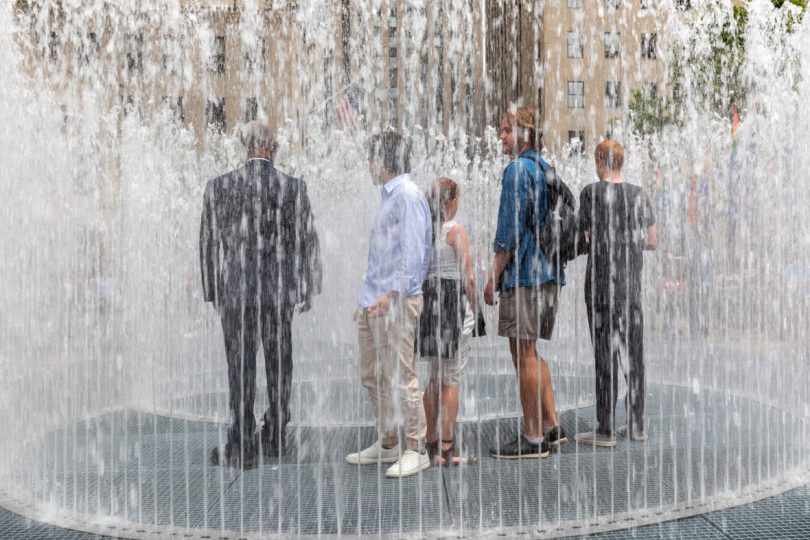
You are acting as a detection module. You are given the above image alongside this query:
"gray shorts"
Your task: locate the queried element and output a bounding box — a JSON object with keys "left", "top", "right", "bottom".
{"left": 426, "top": 306, "right": 475, "bottom": 387}
{"left": 498, "top": 283, "right": 559, "bottom": 341}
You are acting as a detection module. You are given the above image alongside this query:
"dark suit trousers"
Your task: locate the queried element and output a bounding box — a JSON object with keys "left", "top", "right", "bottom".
{"left": 586, "top": 301, "right": 645, "bottom": 436}
{"left": 221, "top": 303, "right": 294, "bottom": 453}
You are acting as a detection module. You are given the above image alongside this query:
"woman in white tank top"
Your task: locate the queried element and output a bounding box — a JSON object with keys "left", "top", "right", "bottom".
{"left": 419, "top": 177, "right": 478, "bottom": 466}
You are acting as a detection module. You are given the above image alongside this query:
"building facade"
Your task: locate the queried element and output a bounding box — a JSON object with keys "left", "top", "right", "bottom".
{"left": 14, "top": 0, "right": 307, "bottom": 145}
{"left": 485, "top": 0, "right": 702, "bottom": 153}
{"left": 15, "top": 1, "right": 711, "bottom": 153}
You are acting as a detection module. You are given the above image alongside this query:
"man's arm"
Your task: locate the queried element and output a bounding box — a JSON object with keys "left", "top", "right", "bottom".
{"left": 645, "top": 225, "right": 658, "bottom": 251}
{"left": 484, "top": 251, "right": 512, "bottom": 305}
{"left": 199, "top": 182, "right": 216, "bottom": 304}
{"left": 297, "top": 181, "right": 322, "bottom": 312}
{"left": 642, "top": 191, "right": 658, "bottom": 251}
{"left": 485, "top": 163, "right": 520, "bottom": 305}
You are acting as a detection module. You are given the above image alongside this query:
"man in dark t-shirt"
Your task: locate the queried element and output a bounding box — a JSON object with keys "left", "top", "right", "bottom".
{"left": 575, "top": 140, "right": 658, "bottom": 447}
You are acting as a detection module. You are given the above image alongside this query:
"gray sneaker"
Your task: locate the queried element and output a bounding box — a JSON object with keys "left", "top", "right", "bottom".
{"left": 616, "top": 425, "right": 648, "bottom": 441}
{"left": 574, "top": 431, "right": 617, "bottom": 447}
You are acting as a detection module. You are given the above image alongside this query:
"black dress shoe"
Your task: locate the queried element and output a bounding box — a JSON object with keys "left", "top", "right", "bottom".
{"left": 209, "top": 446, "right": 222, "bottom": 466}
{"left": 255, "top": 431, "right": 287, "bottom": 457}
{"left": 209, "top": 445, "right": 258, "bottom": 470}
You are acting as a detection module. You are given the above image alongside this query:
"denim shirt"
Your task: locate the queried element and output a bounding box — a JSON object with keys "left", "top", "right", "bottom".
{"left": 359, "top": 174, "right": 432, "bottom": 307}
{"left": 493, "top": 150, "right": 565, "bottom": 291}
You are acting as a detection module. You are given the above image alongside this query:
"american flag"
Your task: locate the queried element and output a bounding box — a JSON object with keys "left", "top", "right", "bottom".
{"left": 333, "top": 82, "right": 364, "bottom": 135}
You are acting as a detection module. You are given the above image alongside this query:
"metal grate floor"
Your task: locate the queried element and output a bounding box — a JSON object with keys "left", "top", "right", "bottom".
{"left": 0, "top": 382, "right": 808, "bottom": 539}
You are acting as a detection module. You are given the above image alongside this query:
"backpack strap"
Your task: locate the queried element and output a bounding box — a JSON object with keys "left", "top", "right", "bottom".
{"left": 515, "top": 155, "right": 547, "bottom": 237}
{"left": 515, "top": 154, "right": 544, "bottom": 187}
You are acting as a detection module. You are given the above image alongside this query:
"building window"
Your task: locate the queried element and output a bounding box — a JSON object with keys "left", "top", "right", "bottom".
{"left": 162, "top": 35, "right": 184, "bottom": 75}
{"left": 567, "top": 32, "right": 583, "bottom": 59}
{"left": 123, "top": 34, "right": 143, "bottom": 72}
{"left": 568, "top": 130, "right": 585, "bottom": 154}
{"left": 642, "top": 82, "right": 658, "bottom": 99}
{"left": 605, "top": 81, "right": 622, "bottom": 108}
{"left": 244, "top": 38, "right": 265, "bottom": 74}
{"left": 122, "top": 96, "right": 141, "bottom": 118}
{"left": 538, "top": 87, "right": 543, "bottom": 117}
{"left": 433, "top": 5, "right": 444, "bottom": 122}
{"left": 244, "top": 98, "right": 259, "bottom": 122}
{"left": 78, "top": 32, "right": 98, "bottom": 65}
{"left": 641, "top": 33, "right": 657, "bottom": 59}
{"left": 48, "top": 31, "right": 58, "bottom": 60}
{"left": 163, "top": 96, "right": 184, "bottom": 123}
{"left": 568, "top": 0, "right": 583, "bottom": 7}
{"left": 388, "top": 24, "right": 397, "bottom": 61}
{"left": 604, "top": 32, "right": 620, "bottom": 58}
{"left": 208, "top": 36, "right": 226, "bottom": 75}
{"left": 206, "top": 98, "right": 225, "bottom": 133}
{"left": 568, "top": 81, "right": 584, "bottom": 109}
{"left": 389, "top": 7, "right": 398, "bottom": 124}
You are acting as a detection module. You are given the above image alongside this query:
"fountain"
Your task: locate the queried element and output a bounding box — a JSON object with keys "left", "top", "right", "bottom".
{"left": 0, "top": 0, "right": 809, "bottom": 538}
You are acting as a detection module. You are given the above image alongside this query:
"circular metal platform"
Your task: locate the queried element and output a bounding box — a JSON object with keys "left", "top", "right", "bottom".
{"left": 1, "top": 378, "right": 806, "bottom": 539}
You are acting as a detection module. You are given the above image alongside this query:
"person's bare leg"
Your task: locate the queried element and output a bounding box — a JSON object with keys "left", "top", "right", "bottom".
{"left": 437, "top": 383, "right": 462, "bottom": 464}
{"left": 538, "top": 355, "right": 559, "bottom": 429}
{"left": 438, "top": 384, "right": 459, "bottom": 441}
{"left": 509, "top": 338, "right": 541, "bottom": 440}
{"left": 423, "top": 378, "right": 439, "bottom": 444}
{"left": 510, "top": 339, "right": 559, "bottom": 440}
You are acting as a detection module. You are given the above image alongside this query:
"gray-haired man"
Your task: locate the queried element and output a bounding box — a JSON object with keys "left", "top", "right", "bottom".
{"left": 200, "top": 122, "right": 322, "bottom": 468}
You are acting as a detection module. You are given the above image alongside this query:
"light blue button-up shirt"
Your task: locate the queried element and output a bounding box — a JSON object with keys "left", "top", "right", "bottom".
{"left": 359, "top": 174, "right": 432, "bottom": 308}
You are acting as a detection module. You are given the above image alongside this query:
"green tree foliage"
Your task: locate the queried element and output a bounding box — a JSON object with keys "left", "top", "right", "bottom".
{"left": 629, "top": 0, "right": 804, "bottom": 137}
{"left": 770, "top": 0, "right": 806, "bottom": 10}
{"left": 771, "top": 0, "right": 806, "bottom": 30}
{"left": 627, "top": 89, "right": 673, "bottom": 137}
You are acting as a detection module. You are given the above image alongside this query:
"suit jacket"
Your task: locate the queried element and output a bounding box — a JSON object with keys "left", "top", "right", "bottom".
{"left": 200, "top": 159, "right": 322, "bottom": 309}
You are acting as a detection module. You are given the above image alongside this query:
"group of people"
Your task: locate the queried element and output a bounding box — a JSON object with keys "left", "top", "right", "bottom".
{"left": 198, "top": 106, "right": 658, "bottom": 478}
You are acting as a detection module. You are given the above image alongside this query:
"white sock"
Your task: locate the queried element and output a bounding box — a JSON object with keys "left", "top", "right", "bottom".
{"left": 523, "top": 434, "right": 541, "bottom": 445}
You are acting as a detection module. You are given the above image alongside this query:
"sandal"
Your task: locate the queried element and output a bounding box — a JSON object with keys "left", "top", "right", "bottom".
{"left": 425, "top": 440, "right": 439, "bottom": 461}
{"left": 436, "top": 439, "right": 478, "bottom": 466}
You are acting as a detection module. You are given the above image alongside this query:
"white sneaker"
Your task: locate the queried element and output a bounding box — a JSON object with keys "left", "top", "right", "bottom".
{"left": 616, "top": 425, "right": 648, "bottom": 441}
{"left": 574, "top": 431, "right": 617, "bottom": 447}
{"left": 345, "top": 440, "right": 400, "bottom": 465}
{"left": 385, "top": 450, "right": 430, "bottom": 478}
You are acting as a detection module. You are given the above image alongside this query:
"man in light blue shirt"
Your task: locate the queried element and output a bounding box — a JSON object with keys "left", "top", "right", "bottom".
{"left": 346, "top": 131, "right": 433, "bottom": 478}
{"left": 357, "top": 178, "right": 431, "bottom": 309}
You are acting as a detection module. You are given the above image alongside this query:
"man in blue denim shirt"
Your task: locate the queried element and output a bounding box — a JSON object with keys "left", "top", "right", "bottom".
{"left": 484, "top": 107, "right": 567, "bottom": 459}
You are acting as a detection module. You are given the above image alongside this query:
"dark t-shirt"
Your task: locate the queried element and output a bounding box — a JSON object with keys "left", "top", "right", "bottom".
{"left": 579, "top": 181, "right": 656, "bottom": 309}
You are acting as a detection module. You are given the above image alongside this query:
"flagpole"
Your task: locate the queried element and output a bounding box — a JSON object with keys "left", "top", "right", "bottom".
{"left": 321, "top": 77, "right": 363, "bottom": 110}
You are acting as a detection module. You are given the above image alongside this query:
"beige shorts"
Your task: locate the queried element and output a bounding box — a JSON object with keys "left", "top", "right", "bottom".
{"left": 498, "top": 283, "right": 559, "bottom": 341}
{"left": 426, "top": 306, "right": 475, "bottom": 387}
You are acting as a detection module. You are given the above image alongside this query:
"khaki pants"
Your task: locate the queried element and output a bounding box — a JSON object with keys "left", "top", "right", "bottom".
{"left": 357, "top": 295, "right": 426, "bottom": 451}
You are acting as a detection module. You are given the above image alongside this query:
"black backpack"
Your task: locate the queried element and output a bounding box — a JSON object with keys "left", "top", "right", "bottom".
{"left": 534, "top": 161, "right": 579, "bottom": 266}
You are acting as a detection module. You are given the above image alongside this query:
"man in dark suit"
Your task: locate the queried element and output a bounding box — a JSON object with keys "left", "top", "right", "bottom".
{"left": 200, "top": 121, "right": 322, "bottom": 468}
